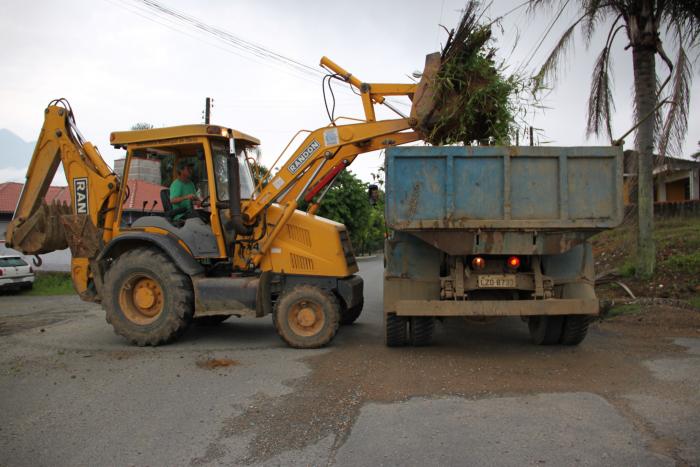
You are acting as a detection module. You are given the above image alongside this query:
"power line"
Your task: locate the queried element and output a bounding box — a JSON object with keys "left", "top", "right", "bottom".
{"left": 134, "top": 0, "right": 323, "bottom": 79}
{"left": 517, "top": 0, "right": 572, "bottom": 74}
{"left": 105, "top": 0, "right": 323, "bottom": 86}
{"left": 107, "top": 0, "right": 414, "bottom": 112}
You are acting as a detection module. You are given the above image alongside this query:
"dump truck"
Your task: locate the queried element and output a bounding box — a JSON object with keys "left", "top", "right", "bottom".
{"left": 383, "top": 145, "right": 623, "bottom": 346}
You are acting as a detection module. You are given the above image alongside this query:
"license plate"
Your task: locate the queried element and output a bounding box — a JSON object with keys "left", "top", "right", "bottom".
{"left": 477, "top": 274, "right": 516, "bottom": 288}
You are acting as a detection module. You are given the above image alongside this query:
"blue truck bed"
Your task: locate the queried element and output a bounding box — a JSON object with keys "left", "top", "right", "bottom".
{"left": 385, "top": 146, "right": 623, "bottom": 231}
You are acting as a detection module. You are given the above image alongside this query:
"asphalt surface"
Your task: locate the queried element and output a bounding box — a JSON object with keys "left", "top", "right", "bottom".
{"left": 0, "top": 257, "right": 698, "bottom": 466}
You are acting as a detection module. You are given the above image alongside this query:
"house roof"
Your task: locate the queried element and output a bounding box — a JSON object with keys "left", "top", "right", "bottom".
{"left": 0, "top": 180, "right": 165, "bottom": 214}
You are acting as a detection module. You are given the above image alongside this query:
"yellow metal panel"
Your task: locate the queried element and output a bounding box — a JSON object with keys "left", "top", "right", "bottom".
{"left": 258, "top": 205, "right": 357, "bottom": 277}
{"left": 110, "top": 124, "right": 260, "bottom": 147}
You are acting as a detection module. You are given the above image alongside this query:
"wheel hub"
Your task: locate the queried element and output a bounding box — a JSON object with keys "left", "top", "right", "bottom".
{"left": 119, "top": 275, "right": 164, "bottom": 325}
{"left": 297, "top": 307, "right": 317, "bottom": 327}
{"left": 288, "top": 300, "right": 325, "bottom": 337}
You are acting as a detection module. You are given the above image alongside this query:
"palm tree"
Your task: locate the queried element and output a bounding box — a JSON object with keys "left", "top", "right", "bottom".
{"left": 529, "top": 0, "right": 699, "bottom": 277}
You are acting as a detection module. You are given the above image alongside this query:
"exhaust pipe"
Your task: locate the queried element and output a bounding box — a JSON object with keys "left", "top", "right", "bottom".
{"left": 227, "top": 143, "right": 253, "bottom": 236}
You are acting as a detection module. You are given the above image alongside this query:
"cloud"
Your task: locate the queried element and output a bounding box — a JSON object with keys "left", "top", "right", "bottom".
{"left": 0, "top": 167, "right": 28, "bottom": 183}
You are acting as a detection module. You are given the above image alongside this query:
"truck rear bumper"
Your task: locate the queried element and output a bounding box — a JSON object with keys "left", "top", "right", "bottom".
{"left": 394, "top": 298, "right": 598, "bottom": 317}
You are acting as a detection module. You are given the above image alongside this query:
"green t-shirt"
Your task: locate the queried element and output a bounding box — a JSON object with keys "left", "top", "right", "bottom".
{"left": 170, "top": 179, "right": 196, "bottom": 219}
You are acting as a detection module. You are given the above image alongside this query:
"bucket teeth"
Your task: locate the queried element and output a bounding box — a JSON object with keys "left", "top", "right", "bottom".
{"left": 7, "top": 201, "right": 70, "bottom": 255}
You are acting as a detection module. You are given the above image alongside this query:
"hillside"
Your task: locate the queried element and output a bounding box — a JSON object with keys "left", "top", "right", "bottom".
{"left": 0, "top": 129, "right": 34, "bottom": 169}
{"left": 592, "top": 217, "right": 700, "bottom": 306}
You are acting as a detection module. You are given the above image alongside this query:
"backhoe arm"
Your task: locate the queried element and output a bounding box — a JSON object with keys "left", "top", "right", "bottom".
{"left": 5, "top": 100, "right": 119, "bottom": 265}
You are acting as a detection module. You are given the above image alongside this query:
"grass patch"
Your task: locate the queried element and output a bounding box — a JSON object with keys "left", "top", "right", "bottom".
{"left": 607, "top": 303, "right": 642, "bottom": 318}
{"left": 688, "top": 296, "right": 700, "bottom": 309}
{"left": 618, "top": 260, "right": 636, "bottom": 278}
{"left": 24, "top": 272, "right": 75, "bottom": 296}
{"left": 663, "top": 252, "right": 700, "bottom": 276}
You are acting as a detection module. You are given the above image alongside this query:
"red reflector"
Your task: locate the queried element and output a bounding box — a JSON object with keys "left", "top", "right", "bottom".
{"left": 507, "top": 256, "right": 520, "bottom": 269}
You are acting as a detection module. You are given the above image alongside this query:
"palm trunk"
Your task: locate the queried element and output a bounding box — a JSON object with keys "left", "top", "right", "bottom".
{"left": 632, "top": 46, "right": 656, "bottom": 277}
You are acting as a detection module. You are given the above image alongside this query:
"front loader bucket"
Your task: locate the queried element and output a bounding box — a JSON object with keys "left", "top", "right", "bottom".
{"left": 408, "top": 3, "right": 510, "bottom": 145}
{"left": 410, "top": 52, "right": 442, "bottom": 134}
{"left": 5, "top": 202, "right": 70, "bottom": 255}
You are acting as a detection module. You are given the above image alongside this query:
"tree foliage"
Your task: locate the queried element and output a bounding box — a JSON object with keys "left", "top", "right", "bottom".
{"left": 308, "top": 171, "right": 384, "bottom": 255}
{"left": 528, "top": 0, "right": 699, "bottom": 277}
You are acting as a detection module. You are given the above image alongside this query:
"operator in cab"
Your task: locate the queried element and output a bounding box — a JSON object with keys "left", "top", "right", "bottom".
{"left": 170, "top": 161, "right": 199, "bottom": 219}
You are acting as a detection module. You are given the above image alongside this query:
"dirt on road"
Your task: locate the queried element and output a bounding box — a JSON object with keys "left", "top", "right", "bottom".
{"left": 197, "top": 305, "right": 700, "bottom": 465}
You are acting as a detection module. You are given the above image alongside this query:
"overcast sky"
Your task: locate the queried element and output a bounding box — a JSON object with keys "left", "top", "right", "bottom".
{"left": 1, "top": 0, "right": 698, "bottom": 185}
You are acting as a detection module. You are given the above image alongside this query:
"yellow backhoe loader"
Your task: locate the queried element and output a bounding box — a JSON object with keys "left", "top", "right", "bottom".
{"left": 5, "top": 56, "right": 440, "bottom": 348}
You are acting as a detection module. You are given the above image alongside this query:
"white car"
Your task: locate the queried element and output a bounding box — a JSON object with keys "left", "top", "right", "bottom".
{"left": 0, "top": 255, "right": 35, "bottom": 291}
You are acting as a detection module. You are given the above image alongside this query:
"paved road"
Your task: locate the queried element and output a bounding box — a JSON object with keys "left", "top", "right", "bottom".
{"left": 0, "top": 257, "right": 698, "bottom": 466}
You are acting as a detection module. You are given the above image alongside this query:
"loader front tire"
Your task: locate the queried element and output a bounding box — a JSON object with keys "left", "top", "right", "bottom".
{"left": 103, "top": 247, "right": 194, "bottom": 346}
{"left": 273, "top": 285, "right": 339, "bottom": 348}
{"left": 339, "top": 298, "right": 363, "bottom": 325}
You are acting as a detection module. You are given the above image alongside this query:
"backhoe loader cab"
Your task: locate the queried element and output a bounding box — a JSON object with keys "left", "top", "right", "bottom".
{"left": 102, "top": 123, "right": 362, "bottom": 348}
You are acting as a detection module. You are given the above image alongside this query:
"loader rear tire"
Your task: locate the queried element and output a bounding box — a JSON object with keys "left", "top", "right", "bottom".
{"left": 559, "top": 315, "right": 592, "bottom": 345}
{"left": 273, "top": 285, "right": 339, "bottom": 349}
{"left": 339, "top": 298, "right": 363, "bottom": 325}
{"left": 385, "top": 313, "right": 408, "bottom": 347}
{"left": 528, "top": 316, "right": 564, "bottom": 345}
{"left": 103, "top": 247, "right": 194, "bottom": 346}
{"left": 409, "top": 317, "right": 434, "bottom": 346}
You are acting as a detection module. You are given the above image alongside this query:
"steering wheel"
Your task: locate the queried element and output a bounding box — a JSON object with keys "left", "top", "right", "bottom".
{"left": 199, "top": 195, "right": 211, "bottom": 208}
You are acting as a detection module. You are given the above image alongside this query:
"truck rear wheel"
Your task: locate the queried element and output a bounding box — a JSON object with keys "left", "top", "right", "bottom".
{"left": 528, "top": 316, "right": 564, "bottom": 345}
{"left": 560, "top": 316, "right": 591, "bottom": 345}
{"left": 385, "top": 313, "right": 408, "bottom": 347}
{"left": 273, "top": 285, "right": 339, "bottom": 348}
{"left": 103, "top": 247, "right": 194, "bottom": 346}
{"left": 409, "top": 317, "right": 434, "bottom": 346}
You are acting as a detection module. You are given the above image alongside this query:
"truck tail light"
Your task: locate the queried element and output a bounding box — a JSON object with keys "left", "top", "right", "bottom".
{"left": 471, "top": 257, "right": 486, "bottom": 270}
{"left": 507, "top": 256, "right": 520, "bottom": 269}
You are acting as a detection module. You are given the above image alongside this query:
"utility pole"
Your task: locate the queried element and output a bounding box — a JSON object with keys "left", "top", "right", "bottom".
{"left": 204, "top": 97, "right": 212, "bottom": 124}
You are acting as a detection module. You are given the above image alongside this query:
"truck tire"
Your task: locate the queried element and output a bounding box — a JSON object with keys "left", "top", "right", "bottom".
{"left": 339, "top": 298, "right": 363, "bottom": 325}
{"left": 528, "top": 316, "right": 564, "bottom": 345}
{"left": 559, "top": 316, "right": 591, "bottom": 345}
{"left": 273, "top": 285, "right": 339, "bottom": 349}
{"left": 103, "top": 247, "right": 194, "bottom": 346}
{"left": 409, "top": 317, "right": 434, "bottom": 346}
{"left": 195, "top": 315, "right": 231, "bottom": 325}
{"left": 385, "top": 313, "right": 408, "bottom": 347}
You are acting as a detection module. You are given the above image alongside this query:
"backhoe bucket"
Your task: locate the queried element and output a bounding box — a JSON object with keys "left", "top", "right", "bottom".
{"left": 5, "top": 202, "right": 70, "bottom": 255}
